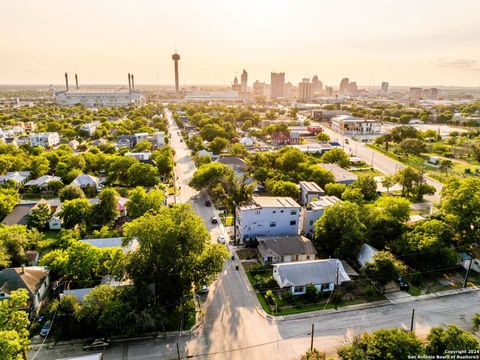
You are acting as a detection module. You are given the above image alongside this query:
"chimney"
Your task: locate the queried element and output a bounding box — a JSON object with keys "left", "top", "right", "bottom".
{"left": 128, "top": 73, "right": 131, "bottom": 91}
{"left": 75, "top": 74, "right": 79, "bottom": 89}
{"left": 65, "top": 72, "right": 69, "bottom": 91}
{"left": 131, "top": 74, "right": 135, "bottom": 90}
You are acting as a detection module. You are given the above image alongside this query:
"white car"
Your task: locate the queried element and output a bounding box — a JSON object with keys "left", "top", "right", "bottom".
{"left": 217, "top": 235, "right": 226, "bottom": 244}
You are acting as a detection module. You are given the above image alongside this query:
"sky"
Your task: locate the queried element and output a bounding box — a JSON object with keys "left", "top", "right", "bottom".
{"left": 1, "top": 0, "right": 480, "bottom": 87}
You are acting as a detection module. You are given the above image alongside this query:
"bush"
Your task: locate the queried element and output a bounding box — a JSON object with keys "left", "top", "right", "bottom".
{"left": 306, "top": 284, "right": 318, "bottom": 302}
{"left": 408, "top": 272, "right": 423, "bottom": 287}
{"left": 364, "top": 285, "right": 378, "bottom": 298}
{"left": 473, "top": 314, "right": 480, "bottom": 330}
{"left": 282, "top": 290, "right": 294, "bottom": 304}
{"left": 265, "top": 290, "right": 275, "bottom": 305}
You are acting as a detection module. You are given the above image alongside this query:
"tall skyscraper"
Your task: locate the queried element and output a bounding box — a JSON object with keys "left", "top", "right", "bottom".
{"left": 339, "top": 78, "right": 349, "bottom": 94}
{"left": 232, "top": 76, "right": 241, "bottom": 92}
{"left": 253, "top": 80, "right": 265, "bottom": 96}
{"left": 270, "top": 72, "right": 285, "bottom": 98}
{"left": 347, "top": 81, "right": 358, "bottom": 95}
{"left": 381, "top": 81, "right": 389, "bottom": 94}
{"left": 325, "top": 86, "right": 333, "bottom": 97}
{"left": 172, "top": 52, "right": 180, "bottom": 93}
{"left": 312, "top": 75, "right": 323, "bottom": 94}
{"left": 298, "top": 79, "right": 313, "bottom": 100}
{"left": 240, "top": 69, "right": 248, "bottom": 93}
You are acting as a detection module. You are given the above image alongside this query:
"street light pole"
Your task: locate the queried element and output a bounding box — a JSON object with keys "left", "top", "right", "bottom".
{"left": 371, "top": 151, "right": 375, "bottom": 166}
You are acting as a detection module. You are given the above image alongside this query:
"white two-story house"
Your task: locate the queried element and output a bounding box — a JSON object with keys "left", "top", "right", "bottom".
{"left": 302, "top": 196, "right": 341, "bottom": 236}
{"left": 236, "top": 196, "right": 301, "bottom": 242}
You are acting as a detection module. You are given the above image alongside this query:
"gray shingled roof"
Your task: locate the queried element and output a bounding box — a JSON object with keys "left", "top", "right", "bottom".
{"left": 273, "top": 259, "right": 350, "bottom": 288}
{"left": 258, "top": 236, "right": 317, "bottom": 257}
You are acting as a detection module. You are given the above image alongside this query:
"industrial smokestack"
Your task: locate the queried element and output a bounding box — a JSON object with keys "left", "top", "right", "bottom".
{"left": 75, "top": 74, "right": 79, "bottom": 89}
{"left": 65, "top": 72, "right": 69, "bottom": 91}
{"left": 131, "top": 74, "right": 135, "bottom": 90}
{"left": 128, "top": 73, "right": 131, "bottom": 91}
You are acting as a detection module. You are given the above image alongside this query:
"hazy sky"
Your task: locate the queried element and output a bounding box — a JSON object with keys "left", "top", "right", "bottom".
{"left": 1, "top": 0, "right": 480, "bottom": 87}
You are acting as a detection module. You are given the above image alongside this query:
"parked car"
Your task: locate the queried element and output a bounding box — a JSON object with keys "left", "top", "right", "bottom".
{"left": 198, "top": 285, "right": 209, "bottom": 294}
{"left": 205, "top": 200, "right": 211, "bottom": 207}
{"left": 210, "top": 217, "right": 218, "bottom": 224}
{"left": 345, "top": 139, "right": 349, "bottom": 144}
{"left": 397, "top": 277, "right": 409, "bottom": 291}
{"left": 40, "top": 320, "right": 52, "bottom": 337}
{"left": 83, "top": 338, "right": 112, "bottom": 351}
{"left": 217, "top": 235, "right": 225, "bottom": 244}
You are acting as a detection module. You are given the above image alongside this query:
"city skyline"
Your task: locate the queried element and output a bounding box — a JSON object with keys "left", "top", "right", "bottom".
{"left": 1, "top": 0, "right": 480, "bottom": 86}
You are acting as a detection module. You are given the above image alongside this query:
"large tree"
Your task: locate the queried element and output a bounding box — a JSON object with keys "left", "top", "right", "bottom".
{"left": 27, "top": 204, "right": 51, "bottom": 230}
{"left": 265, "top": 179, "right": 300, "bottom": 199}
{"left": 320, "top": 148, "right": 350, "bottom": 168}
{"left": 59, "top": 198, "right": 92, "bottom": 230}
{"left": 125, "top": 187, "right": 165, "bottom": 219}
{"left": 0, "top": 289, "right": 30, "bottom": 360}
{"left": 440, "top": 177, "right": 480, "bottom": 250}
{"left": 0, "top": 225, "right": 42, "bottom": 267}
{"left": 189, "top": 162, "right": 233, "bottom": 191}
{"left": 390, "top": 125, "right": 419, "bottom": 143}
{"left": 0, "top": 189, "right": 20, "bottom": 221}
{"left": 92, "top": 188, "right": 119, "bottom": 226}
{"left": 126, "top": 163, "right": 159, "bottom": 187}
{"left": 399, "top": 138, "right": 426, "bottom": 156}
{"left": 337, "top": 328, "right": 423, "bottom": 360}
{"left": 361, "top": 251, "right": 407, "bottom": 292}
{"left": 425, "top": 325, "right": 479, "bottom": 355}
{"left": 313, "top": 201, "right": 365, "bottom": 258}
{"left": 349, "top": 175, "right": 378, "bottom": 201}
{"left": 59, "top": 185, "right": 85, "bottom": 202}
{"left": 123, "top": 205, "right": 229, "bottom": 305}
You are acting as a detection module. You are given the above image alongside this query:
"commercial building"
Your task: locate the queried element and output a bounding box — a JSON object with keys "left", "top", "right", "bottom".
{"left": 312, "top": 75, "right": 323, "bottom": 94}
{"left": 184, "top": 91, "right": 240, "bottom": 102}
{"left": 410, "top": 87, "right": 423, "bottom": 98}
{"left": 236, "top": 196, "right": 301, "bottom": 242}
{"left": 240, "top": 69, "right": 248, "bottom": 93}
{"left": 29, "top": 132, "right": 60, "bottom": 147}
{"left": 232, "top": 76, "right": 241, "bottom": 92}
{"left": 55, "top": 73, "right": 146, "bottom": 107}
{"left": 298, "top": 79, "right": 314, "bottom": 101}
{"left": 270, "top": 72, "right": 285, "bottom": 98}
{"left": 381, "top": 82, "right": 389, "bottom": 94}
{"left": 253, "top": 81, "right": 266, "bottom": 96}
{"left": 331, "top": 115, "right": 381, "bottom": 140}
{"left": 339, "top": 78, "right": 349, "bottom": 94}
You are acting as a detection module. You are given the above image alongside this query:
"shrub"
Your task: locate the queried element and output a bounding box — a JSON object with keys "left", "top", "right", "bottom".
{"left": 408, "top": 272, "right": 423, "bottom": 287}
{"left": 265, "top": 290, "right": 275, "bottom": 305}
{"left": 306, "top": 284, "right": 318, "bottom": 302}
{"left": 473, "top": 314, "right": 480, "bottom": 330}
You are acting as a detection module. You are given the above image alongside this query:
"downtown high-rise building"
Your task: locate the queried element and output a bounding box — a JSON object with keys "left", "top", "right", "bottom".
{"left": 298, "top": 79, "right": 314, "bottom": 100}
{"left": 381, "top": 81, "right": 389, "bottom": 94}
{"left": 253, "top": 80, "right": 266, "bottom": 96}
{"left": 240, "top": 69, "right": 248, "bottom": 93}
{"left": 232, "top": 76, "right": 241, "bottom": 92}
{"left": 270, "top": 72, "right": 285, "bottom": 98}
{"left": 339, "top": 78, "right": 349, "bottom": 94}
{"left": 312, "top": 75, "right": 323, "bottom": 94}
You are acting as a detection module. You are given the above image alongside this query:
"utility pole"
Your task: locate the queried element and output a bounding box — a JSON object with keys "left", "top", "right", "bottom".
{"left": 176, "top": 343, "right": 181, "bottom": 360}
{"left": 371, "top": 151, "right": 374, "bottom": 166}
{"left": 410, "top": 309, "right": 415, "bottom": 332}
{"left": 310, "top": 324, "right": 315, "bottom": 351}
{"left": 463, "top": 258, "right": 473, "bottom": 288}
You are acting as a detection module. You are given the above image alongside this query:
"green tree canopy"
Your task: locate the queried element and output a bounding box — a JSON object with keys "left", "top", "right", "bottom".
{"left": 325, "top": 183, "right": 346, "bottom": 198}
{"left": 313, "top": 201, "right": 365, "bottom": 258}
{"left": 425, "top": 325, "right": 480, "bottom": 356}
{"left": 265, "top": 179, "right": 300, "bottom": 199}
{"left": 59, "top": 198, "right": 92, "bottom": 230}
{"left": 126, "top": 163, "right": 159, "bottom": 187}
{"left": 27, "top": 204, "right": 51, "bottom": 230}
{"left": 125, "top": 187, "right": 166, "bottom": 219}
{"left": 320, "top": 148, "right": 350, "bottom": 168}
{"left": 59, "top": 185, "right": 85, "bottom": 202}
{"left": 362, "top": 251, "right": 407, "bottom": 290}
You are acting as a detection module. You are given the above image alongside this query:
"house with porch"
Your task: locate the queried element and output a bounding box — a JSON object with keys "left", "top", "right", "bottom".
{"left": 273, "top": 259, "right": 350, "bottom": 295}
{"left": 257, "top": 235, "right": 317, "bottom": 264}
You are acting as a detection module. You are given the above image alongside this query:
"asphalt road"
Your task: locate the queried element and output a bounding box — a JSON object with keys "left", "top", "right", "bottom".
{"left": 316, "top": 122, "right": 443, "bottom": 202}
{"left": 31, "top": 110, "right": 477, "bottom": 360}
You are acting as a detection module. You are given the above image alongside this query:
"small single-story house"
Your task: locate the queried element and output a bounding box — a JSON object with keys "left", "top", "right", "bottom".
{"left": 0, "top": 266, "right": 50, "bottom": 313}
{"left": 68, "top": 139, "right": 80, "bottom": 150}
{"left": 240, "top": 137, "right": 254, "bottom": 147}
{"left": 71, "top": 174, "right": 101, "bottom": 191}
{"left": 91, "top": 138, "right": 107, "bottom": 147}
{"left": 273, "top": 259, "right": 350, "bottom": 295}
{"left": 2, "top": 199, "right": 50, "bottom": 226}
{"left": 0, "top": 171, "right": 31, "bottom": 186}
{"left": 257, "top": 235, "right": 317, "bottom": 264}
{"left": 48, "top": 205, "right": 62, "bottom": 230}
{"left": 299, "top": 181, "right": 325, "bottom": 205}
{"left": 25, "top": 175, "right": 62, "bottom": 189}
{"left": 357, "top": 243, "right": 379, "bottom": 268}
{"left": 319, "top": 164, "right": 357, "bottom": 185}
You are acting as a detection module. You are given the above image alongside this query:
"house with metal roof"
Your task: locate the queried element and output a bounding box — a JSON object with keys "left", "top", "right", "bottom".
{"left": 299, "top": 181, "right": 326, "bottom": 205}
{"left": 273, "top": 259, "right": 350, "bottom": 295}
{"left": 357, "top": 243, "right": 379, "bottom": 268}
{"left": 257, "top": 235, "right": 317, "bottom": 264}
{"left": 319, "top": 163, "right": 357, "bottom": 185}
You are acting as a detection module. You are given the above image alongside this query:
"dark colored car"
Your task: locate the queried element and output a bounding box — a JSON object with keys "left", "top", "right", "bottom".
{"left": 210, "top": 216, "right": 218, "bottom": 224}
{"left": 397, "top": 277, "right": 409, "bottom": 291}
{"left": 205, "top": 200, "right": 211, "bottom": 207}
{"left": 40, "top": 320, "right": 52, "bottom": 337}
{"left": 83, "top": 338, "right": 112, "bottom": 351}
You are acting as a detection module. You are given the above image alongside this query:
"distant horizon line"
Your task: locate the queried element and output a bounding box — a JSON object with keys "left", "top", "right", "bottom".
{"left": 1, "top": 83, "right": 479, "bottom": 89}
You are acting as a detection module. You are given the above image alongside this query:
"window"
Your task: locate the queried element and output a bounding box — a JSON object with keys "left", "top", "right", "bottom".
{"left": 290, "top": 210, "right": 297, "bottom": 215}
{"left": 309, "top": 220, "right": 314, "bottom": 225}
{"left": 280, "top": 210, "right": 284, "bottom": 213}
{"left": 269, "top": 222, "right": 276, "bottom": 227}
{"left": 293, "top": 286, "right": 304, "bottom": 294}
{"left": 290, "top": 220, "right": 296, "bottom": 225}
{"left": 272, "top": 210, "right": 276, "bottom": 214}
{"left": 255, "top": 210, "right": 260, "bottom": 215}
{"left": 306, "top": 255, "right": 310, "bottom": 260}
